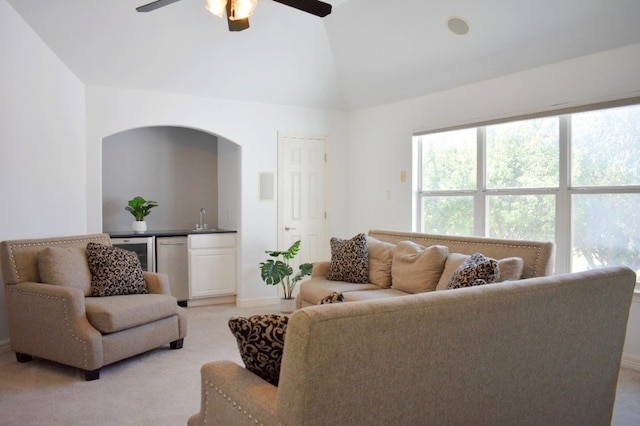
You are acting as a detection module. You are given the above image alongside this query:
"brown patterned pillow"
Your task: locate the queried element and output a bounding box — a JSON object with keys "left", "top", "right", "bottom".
{"left": 86, "top": 242, "right": 147, "bottom": 297}
{"left": 447, "top": 252, "right": 500, "bottom": 289}
{"left": 318, "top": 292, "right": 344, "bottom": 304}
{"left": 326, "top": 233, "right": 369, "bottom": 283}
{"left": 228, "top": 314, "right": 289, "bottom": 386}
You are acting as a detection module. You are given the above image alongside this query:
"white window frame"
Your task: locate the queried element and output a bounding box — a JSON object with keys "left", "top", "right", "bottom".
{"left": 414, "top": 99, "right": 640, "bottom": 275}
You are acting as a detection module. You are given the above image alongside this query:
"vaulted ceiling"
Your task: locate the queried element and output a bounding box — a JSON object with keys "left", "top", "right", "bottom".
{"left": 8, "top": 0, "right": 640, "bottom": 110}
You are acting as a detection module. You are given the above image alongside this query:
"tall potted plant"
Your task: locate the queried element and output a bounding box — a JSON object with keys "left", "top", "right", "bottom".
{"left": 260, "top": 240, "right": 313, "bottom": 312}
{"left": 125, "top": 196, "right": 158, "bottom": 233}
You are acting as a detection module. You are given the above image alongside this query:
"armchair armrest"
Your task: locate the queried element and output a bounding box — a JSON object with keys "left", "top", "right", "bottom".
{"left": 188, "top": 361, "right": 280, "bottom": 426}
{"left": 5, "top": 282, "right": 103, "bottom": 370}
{"left": 143, "top": 272, "right": 171, "bottom": 295}
{"left": 311, "top": 261, "right": 330, "bottom": 278}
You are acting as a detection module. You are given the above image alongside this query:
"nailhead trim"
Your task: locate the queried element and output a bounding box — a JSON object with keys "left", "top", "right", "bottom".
{"left": 6, "top": 236, "right": 109, "bottom": 282}
{"left": 7, "top": 287, "right": 90, "bottom": 369}
{"left": 202, "top": 379, "right": 263, "bottom": 425}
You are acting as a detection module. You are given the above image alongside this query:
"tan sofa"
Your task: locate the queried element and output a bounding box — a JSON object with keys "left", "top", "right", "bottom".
{"left": 297, "top": 229, "right": 557, "bottom": 307}
{"left": 0, "top": 233, "right": 187, "bottom": 380}
{"left": 190, "top": 265, "right": 636, "bottom": 425}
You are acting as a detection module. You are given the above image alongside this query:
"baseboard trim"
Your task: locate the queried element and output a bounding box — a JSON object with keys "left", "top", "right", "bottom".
{"left": 187, "top": 295, "right": 236, "bottom": 307}
{"left": 236, "top": 297, "right": 279, "bottom": 308}
{"left": 0, "top": 339, "right": 10, "bottom": 354}
{"left": 621, "top": 353, "right": 640, "bottom": 372}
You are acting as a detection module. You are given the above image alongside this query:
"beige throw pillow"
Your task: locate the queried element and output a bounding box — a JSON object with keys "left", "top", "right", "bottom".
{"left": 391, "top": 241, "right": 448, "bottom": 293}
{"left": 436, "top": 253, "right": 525, "bottom": 290}
{"left": 38, "top": 246, "right": 93, "bottom": 296}
{"left": 367, "top": 236, "right": 395, "bottom": 288}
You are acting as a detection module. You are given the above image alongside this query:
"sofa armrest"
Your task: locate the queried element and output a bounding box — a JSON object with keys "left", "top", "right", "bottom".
{"left": 188, "top": 361, "right": 281, "bottom": 426}
{"left": 143, "top": 272, "right": 171, "bottom": 295}
{"left": 311, "top": 261, "right": 330, "bottom": 278}
{"left": 5, "top": 282, "right": 103, "bottom": 370}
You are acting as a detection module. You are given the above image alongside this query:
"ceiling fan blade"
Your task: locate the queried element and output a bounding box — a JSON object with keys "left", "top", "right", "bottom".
{"left": 272, "top": 0, "right": 332, "bottom": 17}
{"left": 136, "top": 0, "right": 183, "bottom": 13}
{"left": 226, "top": 1, "right": 250, "bottom": 31}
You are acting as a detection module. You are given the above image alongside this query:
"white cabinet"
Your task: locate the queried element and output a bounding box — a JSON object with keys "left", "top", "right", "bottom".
{"left": 188, "top": 233, "right": 237, "bottom": 299}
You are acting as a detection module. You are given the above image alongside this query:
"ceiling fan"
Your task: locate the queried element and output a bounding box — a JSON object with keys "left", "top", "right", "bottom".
{"left": 136, "top": 0, "right": 332, "bottom": 32}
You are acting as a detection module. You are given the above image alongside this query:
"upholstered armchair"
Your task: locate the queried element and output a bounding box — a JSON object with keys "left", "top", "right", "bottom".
{"left": 0, "top": 233, "right": 187, "bottom": 380}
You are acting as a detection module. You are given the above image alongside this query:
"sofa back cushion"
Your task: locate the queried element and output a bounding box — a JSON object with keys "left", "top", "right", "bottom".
{"left": 367, "top": 236, "right": 395, "bottom": 288}
{"left": 38, "top": 247, "right": 93, "bottom": 296}
{"left": 391, "top": 241, "right": 448, "bottom": 293}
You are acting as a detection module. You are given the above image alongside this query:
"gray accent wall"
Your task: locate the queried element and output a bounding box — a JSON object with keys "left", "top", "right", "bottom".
{"left": 102, "top": 126, "right": 233, "bottom": 232}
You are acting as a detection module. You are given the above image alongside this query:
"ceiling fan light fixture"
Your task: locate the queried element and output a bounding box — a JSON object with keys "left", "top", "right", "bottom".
{"left": 229, "top": 0, "right": 258, "bottom": 20}
{"left": 205, "top": 0, "right": 227, "bottom": 18}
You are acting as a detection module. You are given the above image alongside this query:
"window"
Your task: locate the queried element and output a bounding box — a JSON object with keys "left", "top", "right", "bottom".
{"left": 415, "top": 102, "right": 640, "bottom": 276}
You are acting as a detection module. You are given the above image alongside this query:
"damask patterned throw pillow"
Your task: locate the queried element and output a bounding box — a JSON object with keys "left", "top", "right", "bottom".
{"left": 228, "top": 314, "right": 289, "bottom": 386}
{"left": 318, "top": 292, "right": 344, "bottom": 304}
{"left": 446, "top": 252, "right": 500, "bottom": 289}
{"left": 86, "top": 242, "right": 147, "bottom": 297}
{"left": 326, "top": 233, "right": 369, "bottom": 283}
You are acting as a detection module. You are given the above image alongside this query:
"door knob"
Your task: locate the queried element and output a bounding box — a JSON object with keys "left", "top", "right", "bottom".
{"left": 284, "top": 227, "right": 296, "bottom": 231}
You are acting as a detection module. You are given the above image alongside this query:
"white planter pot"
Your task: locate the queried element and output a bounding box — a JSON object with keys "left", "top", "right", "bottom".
{"left": 132, "top": 221, "right": 147, "bottom": 233}
{"left": 280, "top": 297, "right": 296, "bottom": 313}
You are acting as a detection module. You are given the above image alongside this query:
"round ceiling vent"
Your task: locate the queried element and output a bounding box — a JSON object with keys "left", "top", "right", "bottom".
{"left": 447, "top": 16, "right": 470, "bottom": 36}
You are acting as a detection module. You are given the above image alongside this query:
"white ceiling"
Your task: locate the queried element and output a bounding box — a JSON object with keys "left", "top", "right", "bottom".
{"left": 7, "top": 0, "right": 640, "bottom": 110}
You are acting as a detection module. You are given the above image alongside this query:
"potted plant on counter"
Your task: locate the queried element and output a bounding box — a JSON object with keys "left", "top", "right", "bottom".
{"left": 125, "top": 196, "right": 158, "bottom": 233}
{"left": 260, "top": 240, "right": 313, "bottom": 313}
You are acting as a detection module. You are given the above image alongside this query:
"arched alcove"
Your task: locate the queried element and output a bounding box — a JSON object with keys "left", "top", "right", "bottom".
{"left": 102, "top": 126, "right": 240, "bottom": 232}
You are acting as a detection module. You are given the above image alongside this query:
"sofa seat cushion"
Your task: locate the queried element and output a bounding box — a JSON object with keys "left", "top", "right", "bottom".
{"left": 299, "top": 278, "right": 380, "bottom": 304}
{"left": 85, "top": 294, "right": 178, "bottom": 333}
{"left": 343, "top": 288, "right": 408, "bottom": 302}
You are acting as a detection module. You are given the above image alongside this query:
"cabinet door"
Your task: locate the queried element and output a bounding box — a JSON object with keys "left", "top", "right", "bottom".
{"left": 189, "top": 248, "right": 236, "bottom": 298}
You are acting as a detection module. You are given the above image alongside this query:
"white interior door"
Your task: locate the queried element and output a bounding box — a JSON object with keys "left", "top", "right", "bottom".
{"left": 278, "top": 133, "right": 328, "bottom": 271}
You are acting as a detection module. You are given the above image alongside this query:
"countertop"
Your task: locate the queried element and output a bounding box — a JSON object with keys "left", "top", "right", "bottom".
{"left": 108, "top": 229, "right": 237, "bottom": 238}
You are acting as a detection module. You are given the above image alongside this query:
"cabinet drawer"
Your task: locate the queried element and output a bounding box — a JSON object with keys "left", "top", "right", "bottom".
{"left": 188, "top": 233, "right": 236, "bottom": 249}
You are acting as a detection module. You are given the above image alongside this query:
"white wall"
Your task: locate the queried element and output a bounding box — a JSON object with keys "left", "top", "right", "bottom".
{"left": 345, "top": 42, "right": 640, "bottom": 362}
{"left": 0, "top": 0, "right": 86, "bottom": 345}
{"left": 85, "top": 87, "right": 350, "bottom": 305}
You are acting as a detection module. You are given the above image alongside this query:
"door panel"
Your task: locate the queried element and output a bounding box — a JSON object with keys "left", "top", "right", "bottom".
{"left": 278, "top": 134, "right": 328, "bottom": 270}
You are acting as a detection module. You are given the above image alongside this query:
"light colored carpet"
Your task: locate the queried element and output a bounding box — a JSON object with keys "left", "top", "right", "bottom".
{"left": 0, "top": 303, "right": 639, "bottom": 425}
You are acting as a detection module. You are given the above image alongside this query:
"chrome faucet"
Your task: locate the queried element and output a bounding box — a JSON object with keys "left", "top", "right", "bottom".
{"left": 197, "top": 208, "right": 208, "bottom": 230}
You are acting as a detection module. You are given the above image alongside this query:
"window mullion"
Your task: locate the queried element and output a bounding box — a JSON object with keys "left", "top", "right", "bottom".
{"left": 475, "top": 127, "right": 486, "bottom": 236}
{"left": 555, "top": 115, "right": 571, "bottom": 274}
